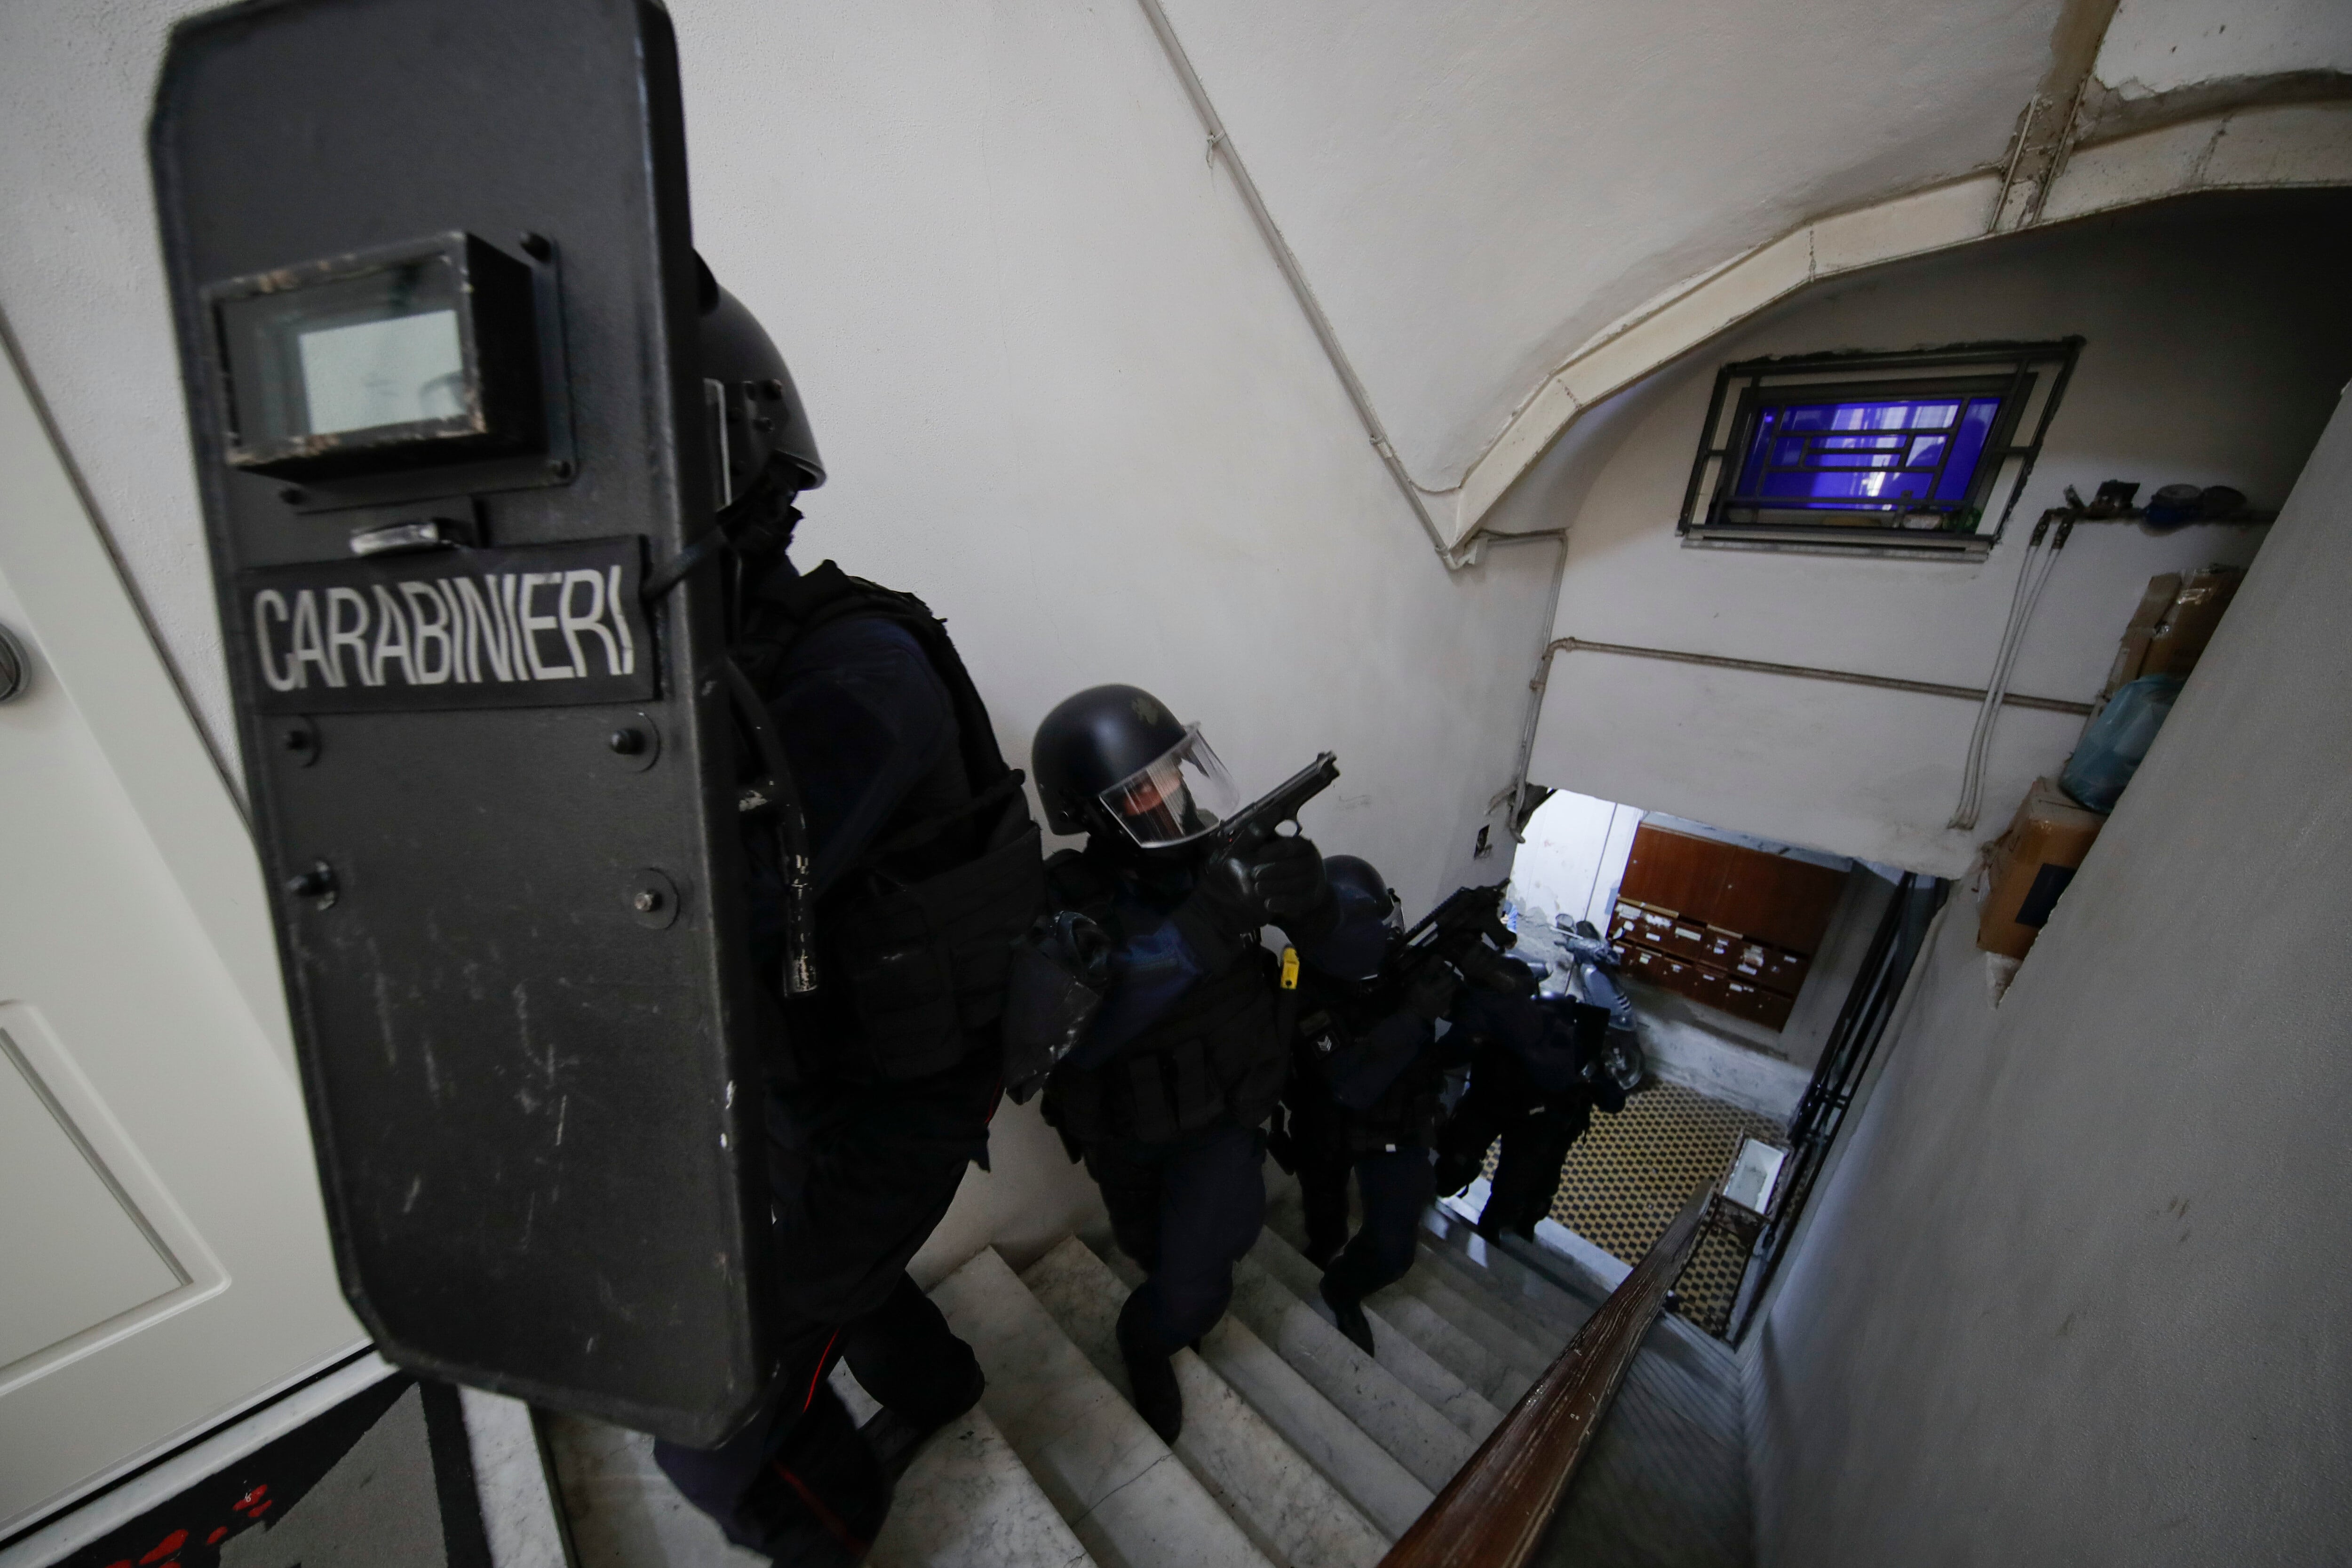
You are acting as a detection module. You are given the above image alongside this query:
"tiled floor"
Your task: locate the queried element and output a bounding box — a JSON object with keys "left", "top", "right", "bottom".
{"left": 1482, "top": 1081, "right": 1785, "bottom": 1337}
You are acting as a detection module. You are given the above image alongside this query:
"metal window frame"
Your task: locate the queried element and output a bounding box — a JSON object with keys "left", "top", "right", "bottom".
{"left": 1678, "top": 339, "right": 2082, "bottom": 558}
{"left": 1719, "top": 373, "right": 2020, "bottom": 523}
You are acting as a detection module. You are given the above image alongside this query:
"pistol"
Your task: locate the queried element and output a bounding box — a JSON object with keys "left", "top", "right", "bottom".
{"left": 1200, "top": 751, "right": 1340, "bottom": 864}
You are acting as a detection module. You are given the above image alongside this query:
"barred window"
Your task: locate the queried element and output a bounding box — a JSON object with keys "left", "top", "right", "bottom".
{"left": 1680, "top": 340, "right": 2079, "bottom": 557}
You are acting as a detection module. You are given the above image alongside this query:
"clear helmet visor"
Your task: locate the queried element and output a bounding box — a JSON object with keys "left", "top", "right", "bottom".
{"left": 1097, "top": 724, "right": 1240, "bottom": 848}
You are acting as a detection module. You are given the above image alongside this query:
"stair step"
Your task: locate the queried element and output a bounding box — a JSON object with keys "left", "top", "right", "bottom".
{"left": 1221, "top": 1252, "right": 1477, "bottom": 1492}
{"left": 1376, "top": 1263, "right": 1557, "bottom": 1385}
{"left": 1088, "top": 1239, "right": 1435, "bottom": 1541}
{"left": 1408, "top": 1230, "right": 1583, "bottom": 1358}
{"left": 1023, "top": 1238, "right": 1391, "bottom": 1568}
{"left": 1381, "top": 1236, "right": 1565, "bottom": 1370}
{"left": 1359, "top": 1288, "right": 1534, "bottom": 1409}
{"left": 869, "top": 1405, "right": 1098, "bottom": 1568}
{"left": 1416, "top": 1206, "right": 1604, "bottom": 1345}
{"left": 930, "top": 1248, "right": 1273, "bottom": 1568}
{"left": 542, "top": 1414, "right": 766, "bottom": 1568}
{"left": 1244, "top": 1229, "right": 1504, "bottom": 1441}
{"left": 1286, "top": 1189, "right": 1573, "bottom": 1382}
{"left": 546, "top": 1392, "right": 1092, "bottom": 1568}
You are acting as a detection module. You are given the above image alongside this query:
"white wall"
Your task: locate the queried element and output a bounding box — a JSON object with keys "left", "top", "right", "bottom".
{"left": 678, "top": 0, "right": 1560, "bottom": 1269}
{"left": 1158, "top": 0, "right": 2059, "bottom": 486}
{"left": 0, "top": 0, "right": 1557, "bottom": 917}
{"left": 1525, "top": 190, "right": 2352, "bottom": 876}
{"left": 0, "top": 0, "right": 1559, "bottom": 1284}
{"left": 681, "top": 0, "right": 1561, "bottom": 909}
{"left": 2096, "top": 0, "right": 2352, "bottom": 96}
{"left": 1509, "top": 788, "right": 1641, "bottom": 932}
{"left": 1748, "top": 383, "right": 2352, "bottom": 1561}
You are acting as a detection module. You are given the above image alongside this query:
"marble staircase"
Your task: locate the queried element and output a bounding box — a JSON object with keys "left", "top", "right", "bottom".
{"left": 544, "top": 1200, "right": 1755, "bottom": 1568}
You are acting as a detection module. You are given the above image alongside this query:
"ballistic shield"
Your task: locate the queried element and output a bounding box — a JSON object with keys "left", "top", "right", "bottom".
{"left": 151, "top": 0, "right": 773, "bottom": 1443}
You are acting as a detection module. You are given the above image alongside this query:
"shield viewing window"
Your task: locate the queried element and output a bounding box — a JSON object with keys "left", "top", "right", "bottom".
{"left": 1679, "top": 339, "right": 2079, "bottom": 557}
{"left": 207, "top": 233, "right": 544, "bottom": 479}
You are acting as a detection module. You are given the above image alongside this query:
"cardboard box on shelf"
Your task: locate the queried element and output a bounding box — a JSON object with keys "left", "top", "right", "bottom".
{"left": 2103, "top": 567, "right": 2243, "bottom": 694}
{"left": 2141, "top": 566, "right": 2242, "bottom": 681}
{"left": 2103, "top": 573, "right": 2179, "bottom": 694}
{"left": 1978, "top": 778, "right": 2108, "bottom": 960}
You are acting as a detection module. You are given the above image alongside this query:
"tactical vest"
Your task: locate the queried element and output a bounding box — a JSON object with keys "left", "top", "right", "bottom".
{"left": 1288, "top": 981, "right": 1445, "bottom": 1156}
{"left": 737, "top": 562, "right": 1044, "bottom": 1086}
{"left": 1039, "top": 851, "right": 1286, "bottom": 1145}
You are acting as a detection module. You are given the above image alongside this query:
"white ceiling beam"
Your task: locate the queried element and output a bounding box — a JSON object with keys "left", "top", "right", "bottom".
{"left": 1449, "top": 100, "right": 2352, "bottom": 554}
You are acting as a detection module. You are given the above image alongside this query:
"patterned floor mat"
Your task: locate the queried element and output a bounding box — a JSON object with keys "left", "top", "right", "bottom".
{"left": 1482, "top": 1081, "right": 1785, "bottom": 1337}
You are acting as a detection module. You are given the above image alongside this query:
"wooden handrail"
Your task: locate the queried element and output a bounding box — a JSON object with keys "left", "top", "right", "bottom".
{"left": 1376, "top": 1193, "right": 1716, "bottom": 1568}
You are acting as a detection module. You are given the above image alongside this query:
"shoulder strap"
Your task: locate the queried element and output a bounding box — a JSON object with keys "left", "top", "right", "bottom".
{"left": 750, "top": 560, "right": 1011, "bottom": 794}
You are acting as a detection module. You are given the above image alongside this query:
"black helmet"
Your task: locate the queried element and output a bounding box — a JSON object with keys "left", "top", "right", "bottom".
{"left": 1324, "top": 855, "right": 1393, "bottom": 910}
{"left": 696, "top": 255, "right": 824, "bottom": 503}
{"left": 1031, "top": 684, "right": 1240, "bottom": 846}
{"left": 1325, "top": 854, "right": 1402, "bottom": 936}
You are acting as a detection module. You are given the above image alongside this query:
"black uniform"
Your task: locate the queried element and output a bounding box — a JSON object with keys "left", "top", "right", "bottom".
{"left": 1026, "top": 682, "right": 1374, "bottom": 1439}
{"left": 654, "top": 559, "right": 1040, "bottom": 1564}
{"left": 1041, "top": 843, "right": 1383, "bottom": 1357}
{"left": 1272, "top": 877, "right": 1459, "bottom": 1310}
{"left": 1431, "top": 988, "right": 1623, "bottom": 1241}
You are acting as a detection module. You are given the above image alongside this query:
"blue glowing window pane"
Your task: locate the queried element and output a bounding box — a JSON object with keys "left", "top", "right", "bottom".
{"left": 1757, "top": 468, "right": 1936, "bottom": 501}
{"left": 1931, "top": 400, "right": 2000, "bottom": 501}
{"left": 1731, "top": 391, "right": 2004, "bottom": 516}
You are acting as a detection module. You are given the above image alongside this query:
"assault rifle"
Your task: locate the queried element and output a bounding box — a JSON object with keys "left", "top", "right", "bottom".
{"left": 1392, "top": 882, "right": 1538, "bottom": 999}
{"left": 1200, "top": 751, "right": 1340, "bottom": 863}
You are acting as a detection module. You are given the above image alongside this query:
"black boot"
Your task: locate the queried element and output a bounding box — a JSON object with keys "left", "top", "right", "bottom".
{"left": 1117, "top": 1292, "right": 1184, "bottom": 1442}
{"left": 859, "top": 1359, "right": 985, "bottom": 1481}
{"left": 739, "top": 1391, "right": 891, "bottom": 1567}
{"left": 1319, "top": 1274, "right": 1376, "bottom": 1357}
{"left": 1431, "top": 1152, "right": 1478, "bottom": 1199}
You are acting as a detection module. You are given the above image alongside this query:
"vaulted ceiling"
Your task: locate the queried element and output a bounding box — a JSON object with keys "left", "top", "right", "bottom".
{"left": 1155, "top": 0, "right": 2352, "bottom": 522}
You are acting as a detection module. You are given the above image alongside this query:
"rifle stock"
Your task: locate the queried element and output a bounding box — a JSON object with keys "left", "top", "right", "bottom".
{"left": 1395, "top": 882, "right": 1538, "bottom": 997}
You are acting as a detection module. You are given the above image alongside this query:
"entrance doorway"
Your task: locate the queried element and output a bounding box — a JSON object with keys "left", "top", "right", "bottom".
{"left": 1490, "top": 789, "right": 1910, "bottom": 1335}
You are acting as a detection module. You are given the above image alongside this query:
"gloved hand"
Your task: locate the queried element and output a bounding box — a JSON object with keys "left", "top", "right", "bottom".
{"left": 1405, "top": 964, "right": 1460, "bottom": 1023}
{"left": 1191, "top": 853, "right": 1269, "bottom": 934}
{"left": 1248, "top": 835, "right": 1331, "bottom": 921}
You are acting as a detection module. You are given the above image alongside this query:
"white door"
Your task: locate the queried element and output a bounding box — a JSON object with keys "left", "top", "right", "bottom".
{"left": 0, "top": 344, "right": 362, "bottom": 1533}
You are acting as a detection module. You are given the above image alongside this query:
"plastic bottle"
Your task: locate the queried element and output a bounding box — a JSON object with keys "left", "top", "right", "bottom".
{"left": 2060, "top": 675, "right": 2184, "bottom": 812}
